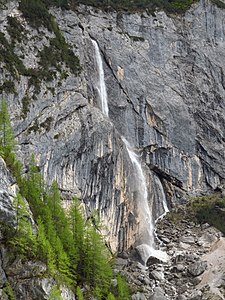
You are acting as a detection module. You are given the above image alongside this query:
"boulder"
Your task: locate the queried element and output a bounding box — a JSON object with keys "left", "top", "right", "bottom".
{"left": 188, "top": 261, "right": 207, "bottom": 277}
{"left": 150, "top": 287, "right": 168, "bottom": 300}
{"left": 132, "top": 292, "right": 147, "bottom": 300}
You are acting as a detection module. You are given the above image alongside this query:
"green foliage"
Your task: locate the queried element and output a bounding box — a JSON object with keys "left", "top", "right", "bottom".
{"left": 0, "top": 2, "right": 81, "bottom": 94}
{"left": 70, "top": 0, "right": 197, "bottom": 13}
{"left": 0, "top": 81, "right": 16, "bottom": 94}
{"left": 0, "top": 0, "right": 8, "bottom": 9}
{"left": 0, "top": 109, "right": 130, "bottom": 299}
{"left": 0, "top": 98, "right": 16, "bottom": 155}
{"left": 21, "top": 95, "right": 31, "bottom": 119}
{"left": 18, "top": 0, "right": 81, "bottom": 78}
{"left": 38, "top": 28, "right": 81, "bottom": 81}
{"left": 107, "top": 292, "right": 116, "bottom": 300}
{"left": 19, "top": 0, "right": 52, "bottom": 30}
{"left": 188, "top": 194, "right": 225, "bottom": 234}
{"left": 0, "top": 98, "right": 131, "bottom": 300}
{"left": 76, "top": 286, "right": 84, "bottom": 300}
{"left": 85, "top": 218, "right": 113, "bottom": 293}
{"left": 0, "top": 32, "right": 27, "bottom": 78}
{"left": 7, "top": 16, "right": 24, "bottom": 45}
{"left": 116, "top": 274, "right": 131, "bottom": 300}
{"left": 2, "top": 282, "right": 16, "bottom": 300}
{"left": 49, "top": 285, "right": 63, "bottom": 300}
{"left": 11, "top": 193, "right": 37, "bottom": 258}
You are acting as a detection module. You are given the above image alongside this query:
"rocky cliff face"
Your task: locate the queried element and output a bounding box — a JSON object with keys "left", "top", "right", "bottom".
{"left": 0, "top": 157, "right": 75, "bottom": 299}
{"left": 1, "top": 0, "right": 225, "bottom": 253}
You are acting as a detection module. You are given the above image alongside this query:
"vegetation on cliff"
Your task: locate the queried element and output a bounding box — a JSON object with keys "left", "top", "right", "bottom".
{"left": 188, "top": 194, "right": 225, "bottom": 234}
{"left": 0, "top": 98, "right": 131, "bottom": 299}
{"left": 0, "top": 1, "right": 81, "bottom": 97}
{"left": 168, "top": 193, "right": 225, "bottom": 235}
{"left": 17, "top": 0, "right": 225, "bottom": 14}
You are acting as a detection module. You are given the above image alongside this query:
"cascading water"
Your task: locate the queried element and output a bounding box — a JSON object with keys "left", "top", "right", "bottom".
{"left": 154, "top": 175, "right": 169, "bottom": 222}
{"left": 122, "top": 137, "right": 155, "bottom": 249}
{"left": 92, "top": 39, "right": 168, "bottom": 263}
{"left": 122, "top": 138, "right": 168, "bottom": 264}
{"left": 91, "top": 39, "right": 109, "bottom": 117}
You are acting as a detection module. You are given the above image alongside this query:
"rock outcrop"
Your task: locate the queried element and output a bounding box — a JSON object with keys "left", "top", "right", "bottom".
{"left": 115, "top": 212, "right": 225, "bottom": 300}
{"left": 0, "top": 157, "right": 75, "bottom": 299}
{"left": 1, "top": 0, "right": 225, "bottom": 252}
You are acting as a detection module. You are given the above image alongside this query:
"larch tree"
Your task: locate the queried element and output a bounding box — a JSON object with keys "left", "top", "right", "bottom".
{"left": 0, "top": 98, "right": 15, "bottom": 156}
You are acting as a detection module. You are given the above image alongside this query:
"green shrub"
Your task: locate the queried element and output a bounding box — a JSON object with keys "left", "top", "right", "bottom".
{"left": 188, "top": 194, "right": 225, "bottom": 234}
{"left": 3, "top": 282, "right": 16, "bottom": 300}
{"left": 0, "top": 81, "right": 16, "bottom": 94}
{"left": 7, "top": 16, "right": 24, "bottom": 44}
{"left": 21, "top": 95, "right": 31, "bottom": 119}
{"left": 70, "top": 0, "right": 198, "bottom": 13}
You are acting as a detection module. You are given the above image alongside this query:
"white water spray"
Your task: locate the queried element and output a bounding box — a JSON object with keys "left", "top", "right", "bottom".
{"left": 154, "top": 176, "right": 169, "bottom": 222}
{"left": 92, "top": 38, "right": 168, "bottom": 263}
{"left": 122, "top": 138, "right": 169, "bottom": 263}
{"left": 122, "top": 137, "right": 155, "bottom": 249}
{"left": 92, "top": 39, "right": 109, "bottom": 117}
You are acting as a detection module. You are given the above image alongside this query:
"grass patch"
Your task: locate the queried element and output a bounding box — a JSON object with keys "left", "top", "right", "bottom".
{"left": 187, "top": 193, "right": 225, "bottom": 234}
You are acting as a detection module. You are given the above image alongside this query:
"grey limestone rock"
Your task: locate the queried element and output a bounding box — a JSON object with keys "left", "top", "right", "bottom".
{"left": 188, "top": 261, "right": 208, "bottom": 277}
{"left": 150, "top": 287, "right": 169, "bottom": 300}
{"left": 1, "top": 0, "right": 225, "bottom": 255}
{"left": 132, "top": 292, "right": 147, "bottom": 300}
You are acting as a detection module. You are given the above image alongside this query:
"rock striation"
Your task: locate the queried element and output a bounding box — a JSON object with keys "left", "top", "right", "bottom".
{"left": 0, "top": 0, "right": 225, "bottom": 252}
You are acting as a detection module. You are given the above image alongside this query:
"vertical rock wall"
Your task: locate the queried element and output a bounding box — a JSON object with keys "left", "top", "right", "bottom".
{"left": 1, "top": 0, "right": 225, "bottom": 252}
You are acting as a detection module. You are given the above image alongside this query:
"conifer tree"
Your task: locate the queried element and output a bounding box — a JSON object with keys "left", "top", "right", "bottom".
{"left": 116, "top": 274, "right": 130, "bottom": 300}
{"left": 106, "top": 292, "right": 116, "bottom": 300}
{"left": 47, "top": 181, "right": 73, "bottom": 254}
{"left": 68, "top": 197, "right": 86, "bottom": 282}
{"left": 12, "top": 193, "right": 37, "bottom": 257}
{"left": 23, "top": 154, "right": 45, "bottom": 219}
{"left": 84, "top": 215, "right": 113, "bottom": 294}
{"left": 76, "top": 286, "right": 84, "bottom": 300}
{"left": 0, "top": 98, "right": 15, "bottom": 155}
{"left": 37, "top": 218, "right": 56, "bottom": 274}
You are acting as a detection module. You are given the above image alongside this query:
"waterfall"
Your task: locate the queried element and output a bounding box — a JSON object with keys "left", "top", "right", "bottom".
{"left": 154, "top": 175, "right": 169, "bottom": 221}
{"left": 92, "top": 39, "right": 109, "bottom": 117}
{"left": 122, "top": 137, "right": 155, "bottom": 249}
{"left": 92, "top": 38, "right": 168, "bottom": 263}
{"left": 122, "top": 138, "right": 169, "bottom": 264}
